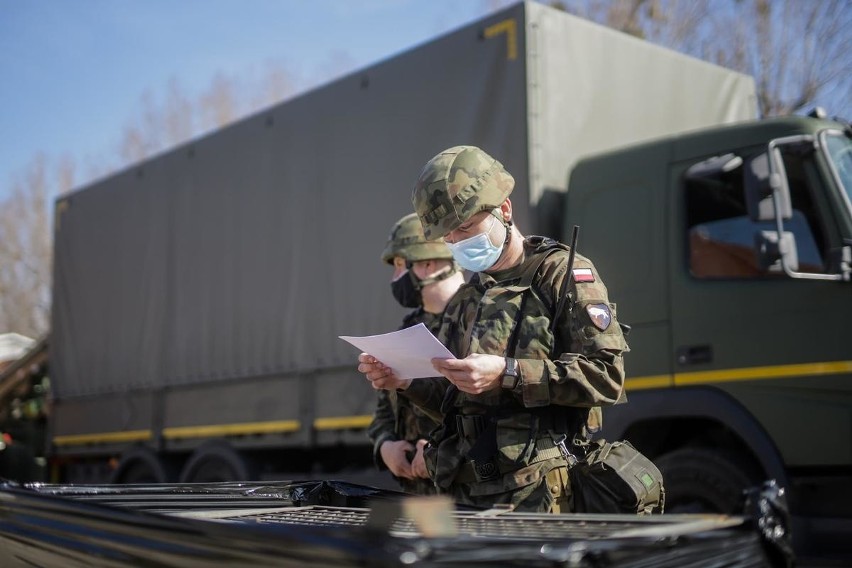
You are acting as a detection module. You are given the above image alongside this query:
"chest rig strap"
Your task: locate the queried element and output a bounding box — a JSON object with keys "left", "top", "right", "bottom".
{"left": 454, "top": 246, "right": 564, "bottom": 483}
{"left": 460, "top": 246, "right": 558, "bottom": 361}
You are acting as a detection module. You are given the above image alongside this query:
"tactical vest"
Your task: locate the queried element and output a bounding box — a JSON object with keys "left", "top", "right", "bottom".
{"left": 432, "top": 239, "right": 590, "bottom": 490}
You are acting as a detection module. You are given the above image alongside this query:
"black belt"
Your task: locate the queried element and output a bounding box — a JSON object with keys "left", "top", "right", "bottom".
{"left": 453, "top": 438, "right": 565, "bottom": 484}
{"left": 455, "top": 410, "right": 583, "bottom": 439}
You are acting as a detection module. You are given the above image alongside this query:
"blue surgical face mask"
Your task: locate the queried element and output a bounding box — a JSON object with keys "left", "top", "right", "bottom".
{"left": 447, "top": 215, "right": 504, "bottom": 272}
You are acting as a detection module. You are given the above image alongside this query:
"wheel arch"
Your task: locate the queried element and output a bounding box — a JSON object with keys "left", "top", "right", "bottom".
{"left": 179, "top": 439, "right": 256, "bottom": 483}
{"left": 110, "top": 444, "right": 178, "bottom": 484}
{"left": 601, "top": 386, "right": 789, "bottom": 488}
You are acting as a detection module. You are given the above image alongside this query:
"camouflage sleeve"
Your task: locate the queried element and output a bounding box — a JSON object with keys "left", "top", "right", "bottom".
{"left": 517, "top": 254, "right": 629, "bottom": 408}
{"left": 399, "top": 377, "right": 451, "bottom": 424}
{"left": 400, "top": 309, "right": 421, "bottom": 330}
{"left": 367, "top": 390, "right": 397, "bottom": 470}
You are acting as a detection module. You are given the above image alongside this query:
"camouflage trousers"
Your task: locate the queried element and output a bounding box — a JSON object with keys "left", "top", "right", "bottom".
{"left": 445, "top": 463, "right": 573, "bottom": 513}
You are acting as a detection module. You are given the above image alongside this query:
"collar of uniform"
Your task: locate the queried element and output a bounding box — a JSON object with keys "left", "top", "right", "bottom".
{"left": 525, "top": 235, "right": 560, "bottom": 252}
{"left": 477, "top": 237, "right": 546, "bottom": 289}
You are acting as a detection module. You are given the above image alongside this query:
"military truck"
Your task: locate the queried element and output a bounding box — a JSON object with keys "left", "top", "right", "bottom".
{"left": 36, "top": 2, "right": 851, "bottom": 562}
{"left": 568, "top": 111, "right": 851, "bottom": 562}
{"left": 46, "top": 0, "right": 756, "bottom": 488}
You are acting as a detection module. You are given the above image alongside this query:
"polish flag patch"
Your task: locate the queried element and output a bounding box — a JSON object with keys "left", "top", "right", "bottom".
{"left": 572, "top": 268, "right": 595, "bottom": 283}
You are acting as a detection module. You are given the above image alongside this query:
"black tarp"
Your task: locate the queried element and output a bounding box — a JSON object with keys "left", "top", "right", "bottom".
{"left": 0, "top": 480, "right": 792, "bottom": 567}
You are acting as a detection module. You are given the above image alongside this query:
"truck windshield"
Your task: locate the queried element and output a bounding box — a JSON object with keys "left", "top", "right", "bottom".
{"left": 824, "top": 130, "right": 852, "bottom": 213}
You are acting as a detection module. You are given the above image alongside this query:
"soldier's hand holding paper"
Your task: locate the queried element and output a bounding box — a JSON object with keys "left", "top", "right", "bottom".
{"left": 341, "top": 323, "right": 453, "bottom": 389}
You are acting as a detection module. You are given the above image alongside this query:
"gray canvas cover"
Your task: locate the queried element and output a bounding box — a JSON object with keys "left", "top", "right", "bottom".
{"left": 52, "top": 4, "right": 530, "bottom": 397}
{"left": 51, "top": 1, "right": 755, "bottom": 400}
{"left": 525, "top": 1, "right": 756, "bottom": 208}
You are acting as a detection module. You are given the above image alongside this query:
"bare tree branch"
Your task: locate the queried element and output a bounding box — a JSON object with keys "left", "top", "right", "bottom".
{"left": 0, "top": 155, "right": 57, "bottom": 337}
{"left": 558, "top": 0, "right": 851, "bottom": 118}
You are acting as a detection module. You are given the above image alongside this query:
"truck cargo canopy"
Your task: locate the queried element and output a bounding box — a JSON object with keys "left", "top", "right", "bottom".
{"left": 51, "top": 1, "right": 756, "bottom": 397}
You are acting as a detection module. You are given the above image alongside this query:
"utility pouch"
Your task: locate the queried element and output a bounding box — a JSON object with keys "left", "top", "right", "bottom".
{"left": 466, "top": 416, "right": 500, "bottom": 483}
{"left": 568, "top": 439, "right": 665, "bottom": 515}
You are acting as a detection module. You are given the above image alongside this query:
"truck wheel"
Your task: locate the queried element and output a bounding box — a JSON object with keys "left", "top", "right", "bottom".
{"left": 655, "top": 447, "right": 755, "bottom": 514}
{"left": 179, "top": 442, "right": 256, "bottom": 483}
{"left": 111, "top": 446, "right": 175, "bottom": 484}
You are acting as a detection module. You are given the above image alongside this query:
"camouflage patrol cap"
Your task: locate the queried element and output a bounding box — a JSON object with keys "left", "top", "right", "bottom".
{"left": 381, "top": 212, "right": 454, "bottom": 264}
{"left": 412, "top": 146, "right": 514, "bottom": 240}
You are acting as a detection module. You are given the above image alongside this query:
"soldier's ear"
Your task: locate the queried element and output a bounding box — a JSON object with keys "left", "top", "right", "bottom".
{"left": 501, "top": 198, "right": 513, "bottom": 225}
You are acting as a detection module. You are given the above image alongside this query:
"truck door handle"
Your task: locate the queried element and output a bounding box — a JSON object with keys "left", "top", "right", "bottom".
{"left": 676, "top": 345, "right": 713, "bottom": 365}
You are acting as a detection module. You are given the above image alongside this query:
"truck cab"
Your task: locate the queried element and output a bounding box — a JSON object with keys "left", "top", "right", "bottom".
{"left": 565, "top": 115, "right": 851, "bottom": 560}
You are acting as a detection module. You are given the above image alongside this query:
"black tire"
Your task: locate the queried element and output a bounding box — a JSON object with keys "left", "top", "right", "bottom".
{"left": 655, "top": 447, "right": 755, "bottom": 514}
{"left": 179, "top": 442, "right": 256, "bottom": 483}
{"left": 110, "top": 446, "right": 175, "bottom": 484}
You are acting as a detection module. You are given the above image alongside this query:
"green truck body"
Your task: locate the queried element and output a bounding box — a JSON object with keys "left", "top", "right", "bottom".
{"left": 567, "top": 115, "right": 851, "bottom": 559}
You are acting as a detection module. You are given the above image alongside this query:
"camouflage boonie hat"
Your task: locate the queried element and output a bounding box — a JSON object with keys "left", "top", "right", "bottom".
{"left": 381, "top": 213, "right": 454, "bottom": 264}
{"left": 412, "top": 146, "right": 514, "bottom": 240}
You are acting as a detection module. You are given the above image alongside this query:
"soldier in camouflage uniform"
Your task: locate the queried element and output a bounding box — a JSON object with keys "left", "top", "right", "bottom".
{"left": 367, "top": 213, "right": 465, "bottom": 495}
{"left": 359, "top": 146, "right": 628, "bottom": 512}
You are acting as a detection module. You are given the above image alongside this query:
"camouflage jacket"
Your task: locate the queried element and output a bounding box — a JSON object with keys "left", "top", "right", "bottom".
{"left": 367, "top": 308, "right": 443, "bottom": 493}
{"left": 403, "top": 236, "right": 628, "bottom": 499}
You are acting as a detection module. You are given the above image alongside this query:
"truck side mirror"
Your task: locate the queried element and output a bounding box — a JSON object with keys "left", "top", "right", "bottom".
{"left": 755, "top": 230, "right": 799, "bottom": 273}
{"left": 745, "top": 152, "right": 792, "bottom": 222}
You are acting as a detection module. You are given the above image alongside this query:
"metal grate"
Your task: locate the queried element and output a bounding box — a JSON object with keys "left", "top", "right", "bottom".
{"left": 236, "top": 506, "right": 369, "bottom": 528}
{"left": 220, "top": 505, "right": 741, "bottom": 541}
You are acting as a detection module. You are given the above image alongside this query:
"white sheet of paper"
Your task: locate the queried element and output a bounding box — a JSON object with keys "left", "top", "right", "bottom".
{"left": 339, "top": 323, "right": 454, "bottom": 379}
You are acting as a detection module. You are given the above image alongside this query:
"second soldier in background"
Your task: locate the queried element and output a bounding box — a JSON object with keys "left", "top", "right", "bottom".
{"left": 367, "top": 213, "right": 465, "bottom": 494}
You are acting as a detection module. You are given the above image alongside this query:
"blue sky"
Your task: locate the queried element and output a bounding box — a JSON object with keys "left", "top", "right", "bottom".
{"left": 0, "top": 0, "right": 509, "bottom": 196}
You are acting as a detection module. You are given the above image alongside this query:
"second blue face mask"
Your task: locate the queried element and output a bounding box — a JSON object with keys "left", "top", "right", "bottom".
{"left": 447, "top": 216, "right": 504, "bottom": 272}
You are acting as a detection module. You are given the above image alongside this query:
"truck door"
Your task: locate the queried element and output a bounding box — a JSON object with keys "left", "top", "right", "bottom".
{"left": 668, "top": 133, "right": 852, "bottom": 472}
